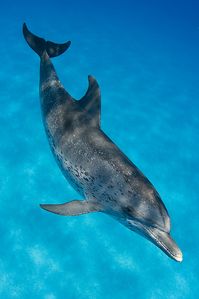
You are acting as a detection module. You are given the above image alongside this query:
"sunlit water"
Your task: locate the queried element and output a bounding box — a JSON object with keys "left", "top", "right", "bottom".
{"left": 0, "top": 1, "right": 199, "bottom": 298}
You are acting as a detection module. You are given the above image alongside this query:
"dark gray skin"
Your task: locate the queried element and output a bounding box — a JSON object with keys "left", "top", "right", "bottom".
{"left": 23, "top": 23, "right": 182, "bottom": 262}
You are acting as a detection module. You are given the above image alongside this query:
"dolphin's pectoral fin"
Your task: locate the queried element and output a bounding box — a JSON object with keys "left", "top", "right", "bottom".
{"left": 40, "top": 199, "right": 102, "bottom": 216}
{"left": 79, "top": 76, "right": 101, "bottom": 127}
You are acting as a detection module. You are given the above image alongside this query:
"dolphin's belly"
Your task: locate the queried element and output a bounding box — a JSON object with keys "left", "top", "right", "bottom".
{"left": 46, "top": 132, "right": 85, "bottom": 197}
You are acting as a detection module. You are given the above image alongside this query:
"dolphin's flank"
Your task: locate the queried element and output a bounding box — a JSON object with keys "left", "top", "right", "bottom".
{"left": 23, "top": 23, "right": 183, "bottom": 262}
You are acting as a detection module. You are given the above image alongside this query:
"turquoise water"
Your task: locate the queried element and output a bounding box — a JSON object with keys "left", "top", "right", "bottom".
{"left": 0, "top": 0, "right": 199, "bottom": 298}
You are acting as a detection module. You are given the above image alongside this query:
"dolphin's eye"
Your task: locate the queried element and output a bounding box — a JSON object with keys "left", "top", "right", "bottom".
{"left": 123, "top": 206, "right": 134, "bottom": 215}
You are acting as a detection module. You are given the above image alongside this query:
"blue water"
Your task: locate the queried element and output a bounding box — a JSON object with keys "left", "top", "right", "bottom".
{"left": 0, "top": 0, "right": 199, "bottom": 298}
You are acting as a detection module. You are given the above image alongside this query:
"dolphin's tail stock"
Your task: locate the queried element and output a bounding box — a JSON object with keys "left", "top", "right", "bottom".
{"left": 22, "top": 23, "right": 71, "bottom": 58}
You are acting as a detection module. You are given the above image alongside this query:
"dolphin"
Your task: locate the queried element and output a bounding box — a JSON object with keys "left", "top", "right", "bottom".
{"left": 23, "top": 23, "right": 183, "bottom": 262}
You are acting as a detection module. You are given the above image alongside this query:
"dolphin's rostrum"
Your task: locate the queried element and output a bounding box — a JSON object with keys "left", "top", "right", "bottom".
{"left": 23, "top": 23, "right": 182, "bottom": 262}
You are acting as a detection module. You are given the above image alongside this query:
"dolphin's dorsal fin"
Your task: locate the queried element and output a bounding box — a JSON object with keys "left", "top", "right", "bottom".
{"left": 79, "top": 75, "right": 101, "bottom": 127}
{"left": 40, "top": 199, "right": 102, "bottom": 216}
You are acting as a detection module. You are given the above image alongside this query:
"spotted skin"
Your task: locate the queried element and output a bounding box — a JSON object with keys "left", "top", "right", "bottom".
{"left": 23, "top": 24, "right": 183, "bottom": 262}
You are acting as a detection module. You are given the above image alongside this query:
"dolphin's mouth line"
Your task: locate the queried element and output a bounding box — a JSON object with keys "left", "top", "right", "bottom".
{"left": 146, "top": 227, "right": 179, "bottom": 260}
{"left": 127, "top": 219, "right": 182, "bottom": 261}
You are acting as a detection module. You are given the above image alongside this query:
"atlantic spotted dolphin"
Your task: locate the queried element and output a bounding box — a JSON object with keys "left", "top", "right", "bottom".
{"left": 23, "top": 23, "right": 182, "bottom": 262}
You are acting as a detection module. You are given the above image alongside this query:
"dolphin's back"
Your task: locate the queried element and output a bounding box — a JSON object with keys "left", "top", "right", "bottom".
{"left": 23, "top": 22, "right": 170, "bottom": 234}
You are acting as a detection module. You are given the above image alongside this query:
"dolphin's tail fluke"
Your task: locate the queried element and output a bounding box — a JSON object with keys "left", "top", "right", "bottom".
{"left": 23, "top": 23, "right": 71, "bottom": 58}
